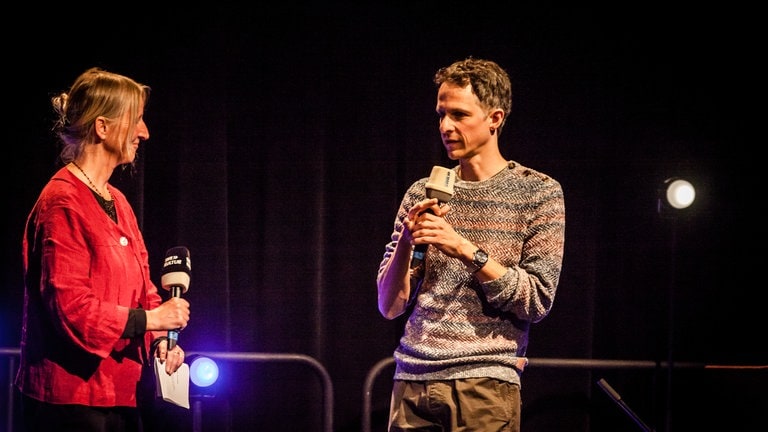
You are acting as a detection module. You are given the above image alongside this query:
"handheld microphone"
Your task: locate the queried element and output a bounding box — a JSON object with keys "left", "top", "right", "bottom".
{"left": 409, "top": 166, "right": 456, "bottom": 272}
{"left": 161, "top": 246, "right": 191, "bottom": 350}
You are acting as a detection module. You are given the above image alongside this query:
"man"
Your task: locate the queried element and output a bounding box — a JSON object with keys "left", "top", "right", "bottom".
{"left": 377, "top": 57, "right": 566, "bottom": 431}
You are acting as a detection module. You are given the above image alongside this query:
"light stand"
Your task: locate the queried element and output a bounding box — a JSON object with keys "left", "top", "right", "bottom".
{"left": 188, "top": 355, "right": 220, "bottom": 432}
{"left": 656, "top": 177, "right": 695, "bottom": 432}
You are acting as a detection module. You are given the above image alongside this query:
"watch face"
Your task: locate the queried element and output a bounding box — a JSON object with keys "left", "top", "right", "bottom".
{"left": 474, "top": 249, "right": 488, "bottom": 266}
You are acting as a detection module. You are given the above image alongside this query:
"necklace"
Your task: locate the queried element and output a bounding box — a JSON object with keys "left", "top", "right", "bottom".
{"left": 71, "top": 161, "right": 111, "bottom": 200}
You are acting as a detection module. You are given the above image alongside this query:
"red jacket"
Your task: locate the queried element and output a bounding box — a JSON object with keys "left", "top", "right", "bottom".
{"left": 16, "top": 167, "right": 164, "bottom": 407}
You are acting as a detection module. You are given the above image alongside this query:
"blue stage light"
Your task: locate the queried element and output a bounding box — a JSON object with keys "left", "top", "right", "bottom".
{"left": 189, "top": 355, "right": 219, "bottom": 388}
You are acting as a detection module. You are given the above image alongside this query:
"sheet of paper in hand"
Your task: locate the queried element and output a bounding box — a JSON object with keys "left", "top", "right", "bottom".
{"left": 154, "top": 357, "right": 190, "bottom": 409}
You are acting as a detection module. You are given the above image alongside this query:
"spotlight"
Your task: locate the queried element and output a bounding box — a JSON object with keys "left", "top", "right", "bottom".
{"left": 188, "top": 355, "right": 220, "bottom": 397}
{"left": 658, "top": 178, "right": 695, "bottom": 216}
{"left": 190, "top": 355, "right": 219, "bottom": 387}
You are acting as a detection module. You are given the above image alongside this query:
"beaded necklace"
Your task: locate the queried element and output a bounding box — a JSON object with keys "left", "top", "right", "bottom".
{"left": 71, "top": 161, "right": 117, "bottom": 222}
{"left": 71, "top": 161, "right": 111, "bottom": 200}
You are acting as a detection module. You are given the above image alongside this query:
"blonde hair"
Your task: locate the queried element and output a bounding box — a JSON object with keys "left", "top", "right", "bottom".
{"left": 53, "top": 67, "right": 150, "bottom": 165}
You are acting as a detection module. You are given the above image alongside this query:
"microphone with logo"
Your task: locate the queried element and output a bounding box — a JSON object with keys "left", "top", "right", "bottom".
{"left": 161, "top": 246, "right": 191, "bottom": 350}
{"left": 409, "top": 166, "right": 457, "bottom": 277}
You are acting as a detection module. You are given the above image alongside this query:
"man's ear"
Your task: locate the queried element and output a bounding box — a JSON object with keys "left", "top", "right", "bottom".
{"left": 489, "top": 108, "right": 505, "bottom": 129}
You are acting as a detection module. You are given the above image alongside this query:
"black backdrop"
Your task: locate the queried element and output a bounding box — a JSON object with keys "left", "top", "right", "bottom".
{"left": 2, "top": 4, "right": 764, "bottom": 431}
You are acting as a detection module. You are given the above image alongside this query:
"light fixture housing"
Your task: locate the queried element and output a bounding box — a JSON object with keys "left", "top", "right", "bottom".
{"left": 658, "top": 177, "right": 695, "bottom": 216}
{"left": 188, "top": 354, "right": 220, "bottom": 397}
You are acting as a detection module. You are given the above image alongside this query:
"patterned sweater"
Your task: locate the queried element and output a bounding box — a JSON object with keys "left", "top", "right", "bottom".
{"left": 379, "top": 161, "right": 565, "bottom": 386}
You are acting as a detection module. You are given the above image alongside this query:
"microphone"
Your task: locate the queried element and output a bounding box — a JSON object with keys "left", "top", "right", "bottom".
{"left": 409, "top": 166, "right": 456, "bottom": 273}
{"left": 161, "top": 246, "right": 191, "bottom": 350}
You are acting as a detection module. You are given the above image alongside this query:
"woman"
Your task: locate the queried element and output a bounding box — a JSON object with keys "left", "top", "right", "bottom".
{"left": 16, "top": 67, "right": 191, "bottom": 431}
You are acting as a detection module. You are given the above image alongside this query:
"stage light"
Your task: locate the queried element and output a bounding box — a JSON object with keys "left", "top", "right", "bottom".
{"left": 658, "top": 178, "right": 695, "bottom": 216}
{"left": 189, "top": 355, "right": 219, "bottom": 388}
{"left": 665, "top": 179, "right": 695, "bottom": 209}
{"left": 186, "top": 355, "right": 222, "bottom": 432}
{"left": 656, "top": 177, "right": 697, "bottom": 430}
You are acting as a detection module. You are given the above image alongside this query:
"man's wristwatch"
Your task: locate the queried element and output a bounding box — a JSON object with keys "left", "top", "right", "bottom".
{"left": 468, "top": 248, "right": 489, "bottom": 273}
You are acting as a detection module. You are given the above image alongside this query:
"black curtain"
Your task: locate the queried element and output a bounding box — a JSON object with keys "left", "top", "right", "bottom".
{"left": 2, "top": 4, "right": 764, "bottom": 431}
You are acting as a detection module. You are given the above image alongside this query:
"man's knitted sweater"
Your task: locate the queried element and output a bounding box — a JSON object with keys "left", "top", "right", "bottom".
{"left": 378, "top": 160, "right": 565, "bottom": 387}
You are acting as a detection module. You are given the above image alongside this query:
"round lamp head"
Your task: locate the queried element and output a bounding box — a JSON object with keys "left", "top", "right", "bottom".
{"left": 190, "top": 355, "right": 219, "bottom": 388}
{"left": 665, "top": 179, "right": 695, "bottom": 209}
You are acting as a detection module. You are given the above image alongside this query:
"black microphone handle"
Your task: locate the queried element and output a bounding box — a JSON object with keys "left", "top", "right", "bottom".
{"left": 410, "top": 244, "right": 428, "bottom": 270}
{"left": 167, "top": 285, "right": 182, "bottom": 350}
{"left": 409, "top": 208, "right": 436, "bottom": 270}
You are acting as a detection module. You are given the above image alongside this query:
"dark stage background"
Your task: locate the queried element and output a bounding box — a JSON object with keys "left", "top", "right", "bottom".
{"left": 2, "top": 4, "right": 764, "bottom": 432}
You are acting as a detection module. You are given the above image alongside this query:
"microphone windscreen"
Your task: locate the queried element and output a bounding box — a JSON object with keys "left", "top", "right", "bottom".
{"left": 425, "top": 166, "right": 456, "bottom": 203}
{"left": 161, "top": 246, "right": 191, "bottom": 292}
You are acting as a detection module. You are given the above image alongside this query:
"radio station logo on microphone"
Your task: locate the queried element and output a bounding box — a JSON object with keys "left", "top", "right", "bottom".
{"left": 163, "top": 255, "right": 191, "bottom": 270}
{"left": 440, "top": 171, "right": 452, "bottom": 188}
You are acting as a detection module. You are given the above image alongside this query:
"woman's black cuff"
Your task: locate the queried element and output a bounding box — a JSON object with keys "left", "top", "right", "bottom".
{"left": 122, "top": 308, "right": 148, "bottom": 338}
